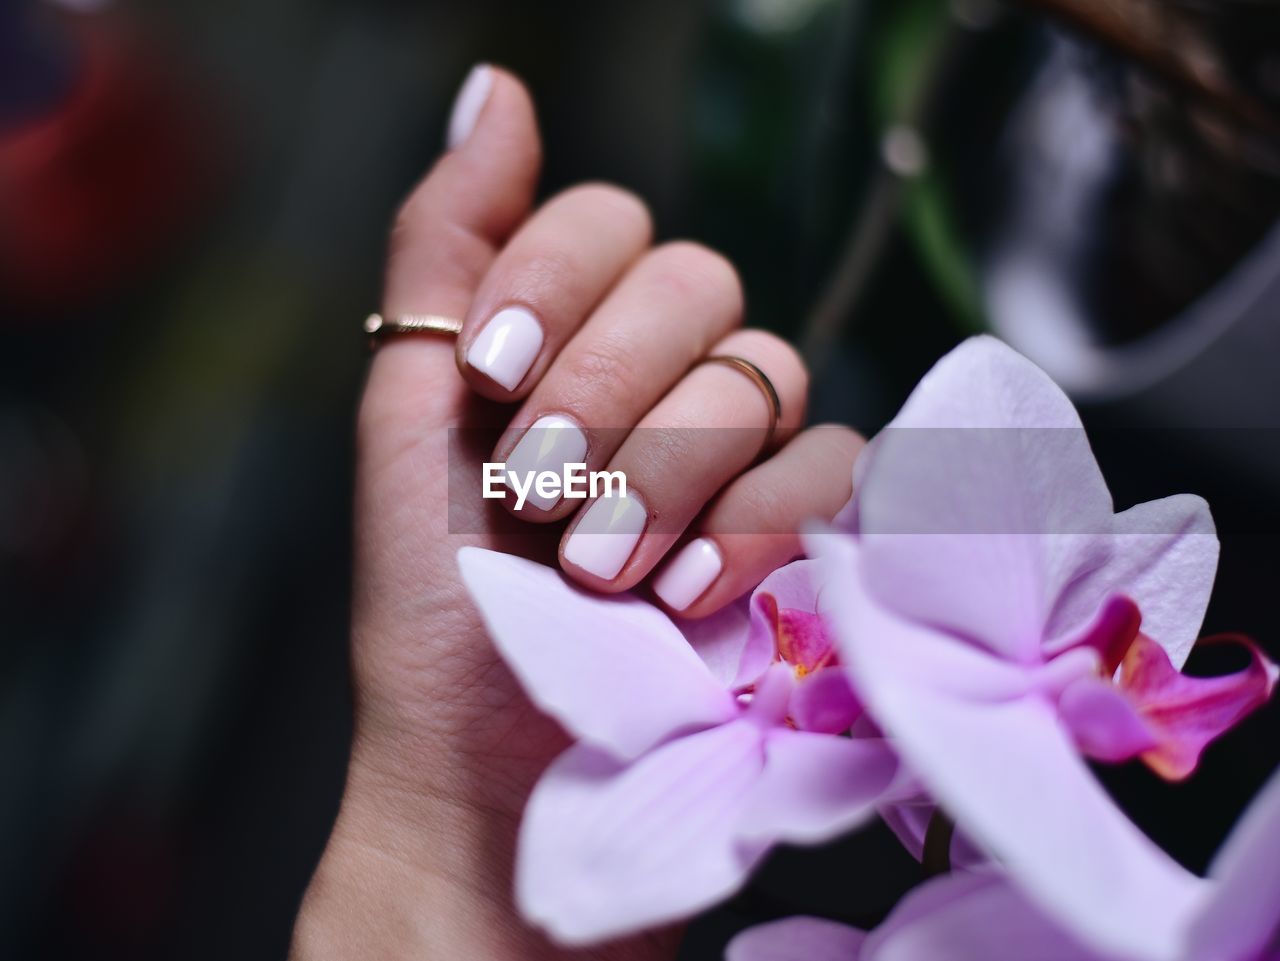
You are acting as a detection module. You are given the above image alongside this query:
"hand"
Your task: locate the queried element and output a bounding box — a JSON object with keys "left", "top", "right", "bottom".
{"left": 290, "top": 66, "right": 863, "bottom": 960}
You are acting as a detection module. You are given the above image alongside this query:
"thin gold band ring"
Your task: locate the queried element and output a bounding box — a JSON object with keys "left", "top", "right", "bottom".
{"left": 364, "top": 313, "right": 463, "bottom": 348}
{"left": 700, "top": 354, "right": 783, "bottom": 446}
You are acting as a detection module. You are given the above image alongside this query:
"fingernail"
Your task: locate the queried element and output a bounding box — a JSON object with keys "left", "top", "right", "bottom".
{"left": 653, "top": 538, "right": 723, "bottom": 611}
{"left": 447, "top": 64, "right": 493, "bottom": 149}
{"left": 466, "top": 306, "right": 543, "bottom": 390}
{"left": 504, "top": 415, "right": 588, "bottom": 511}
{"left": 564, "top": 491, "right": 647, "bottom": 580}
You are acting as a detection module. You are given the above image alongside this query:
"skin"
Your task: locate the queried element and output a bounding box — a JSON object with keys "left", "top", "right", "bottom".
{"left": 289, "top": 68, "right": 864, "bottom": 960}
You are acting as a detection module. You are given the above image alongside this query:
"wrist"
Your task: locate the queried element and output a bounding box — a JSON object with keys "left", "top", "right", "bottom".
{"left": 291, "top": 772, "right": 681, "bottom": 961}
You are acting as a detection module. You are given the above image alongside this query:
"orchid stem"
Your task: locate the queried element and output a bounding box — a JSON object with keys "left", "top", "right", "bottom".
{"left": 922, "top": 810, "right": 955, "bottom": 878}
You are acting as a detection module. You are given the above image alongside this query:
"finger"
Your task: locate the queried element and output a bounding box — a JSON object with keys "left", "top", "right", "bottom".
{"left": 456, "top": 182, "right": 652, "bottom": 398}
{"left": 651, "top": 425, "right": 865, "bottom": 616}
{"left": 492, "top": 241, "right": 744, "bottom": 520}
{"left": 362, "top": 65, "right": 541, "bottom": 446}
{"left": 559, "top": 328, "right": 808, "bottom": 591}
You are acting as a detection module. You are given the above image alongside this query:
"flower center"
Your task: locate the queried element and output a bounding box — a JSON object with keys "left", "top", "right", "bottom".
{"left": 757, "top": 593, "right": 836, "bottom": 677}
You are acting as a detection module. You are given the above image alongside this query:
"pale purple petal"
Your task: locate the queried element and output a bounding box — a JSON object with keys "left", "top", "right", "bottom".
{"left": 878, "top": 795, "right": 932, "bottom": 861}
{"left": 1057, "top": 676, "right": 1160, "bottom": 763}
{"left": 516, "top": 721, "right": 768, "bottom": 945}
{"left": 675, "top": 598, "right": 755, "bottom": 689}
{"left": 458, "top": 548, "right": 736, "bottom": 761}
{"left": 753, "top": 557, "right": 827, "bottom": 610}
{"left": 863, "top": 872, "right": 1103, "bottom": 961}
{"left": 878, "top": 794, "right": 990, "bottom": 870}
{"left": 1190, "top": 766, "right": 1280, "bottom": 961}
{"left": 1045, "top": 495, "right": 1219, "bottom": 668}
{"left": 804, "top": 531, "right": 1037, "bottom": 702}
{"left": 807, "top": 530, "right": 1207, "bottom": 961}
{"left": 887, "top": 337, "right": 1089, "bottom": 432}
{"left": 727, "top": 917, "right": 867, "bottom": 961}
{"left": 854, "top": 337, "right": 1114, "bottom": 661}
{"left": 736, "top": 729, "right": 897, "bottom": 846}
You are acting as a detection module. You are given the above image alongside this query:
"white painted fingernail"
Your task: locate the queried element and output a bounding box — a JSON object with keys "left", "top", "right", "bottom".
{"left": 653, "top": 538, "right": 723, "bottom": 611}
{"left": 504, "top": 415, "right": 589, "bottom": 511}
{"left": 447, "top": 64, "right": 493, "bottom": 149}
{"left": 564, "top": 491, "right": 647, "bottom": 580}
{"left": 466, "top": 306, "right": 543, "bottom": 390}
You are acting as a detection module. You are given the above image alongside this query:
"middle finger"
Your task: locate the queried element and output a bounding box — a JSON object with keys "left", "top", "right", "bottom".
{"left": 491, "top": 241, "right": 745, "bottom": 517}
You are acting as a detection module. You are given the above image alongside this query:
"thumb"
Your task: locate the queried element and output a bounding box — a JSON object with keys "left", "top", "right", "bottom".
{"left": 361, "top": 65, "right": 542, "bottom": 451}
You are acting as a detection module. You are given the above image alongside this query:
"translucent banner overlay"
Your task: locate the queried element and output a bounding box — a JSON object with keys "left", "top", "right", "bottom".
{"left": 445, "top": 426, "right": 1280, "bottom": 535}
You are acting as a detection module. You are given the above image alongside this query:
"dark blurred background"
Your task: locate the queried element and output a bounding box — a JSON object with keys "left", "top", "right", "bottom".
{"left": 3, "top": 0, "right": 1279, "bottom": 958}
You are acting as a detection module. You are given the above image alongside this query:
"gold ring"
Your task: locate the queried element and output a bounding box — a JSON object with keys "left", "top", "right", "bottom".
{"left": 364, "top": 313, "right": 463, "bottom": 349}
{"left": 700, "top": 355, "right": 782, "bottom": 445}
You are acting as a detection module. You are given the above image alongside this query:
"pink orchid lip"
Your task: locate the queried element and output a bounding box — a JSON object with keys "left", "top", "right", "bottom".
{"left": 1046, "top": 593, "right": 1278, "bottom": 781}
{"left": 1120, "top": 631, "right": 1277, "bottom": 781}
{"left": 756, "top": 593, "right": 837, "bottom": 675}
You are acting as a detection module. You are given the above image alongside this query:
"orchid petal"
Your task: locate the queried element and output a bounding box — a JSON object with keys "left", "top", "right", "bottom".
{"left": 458, "top": 548, "right": 736, "bottom": 761}
{"left": 1046, "top": 495, "right": 1218, "bottom": 668}
{"left": 516, "top": 722, "right": 768, "bottom": 945}
{"left": 807, "top": 530, "right": 1207, "bottom": 961}
{"left": 1057, "top": 676, "right": 1161, "bottom": 762}
{"left": 1190, "top": 766, "right": 1280, "bottom": 961}
{"left": 855, "top": 337, "right": 1114, "bottom": 661}
{"left": 878, "top": 794, "right": 991, "bottom": 870}
{"left": 676, "top": 598, "right": 755, "bottom": 689}
{"left": 863, "top": 872, "right": 1102, "bottom": 961}
{"left": 789, "top": 668, "right": 862, "bottom": 734}
{"left": 1049, "top": 594, "right": 1142, "bottom": 674}
{"left": 727, "top": 917, "right": 867, "bottom": 961}
{"left": 736, "top": 729, "right": 897, "bottom": 846}
{"left": 1120, "top": 633, "right": 1278, "bottom": 781}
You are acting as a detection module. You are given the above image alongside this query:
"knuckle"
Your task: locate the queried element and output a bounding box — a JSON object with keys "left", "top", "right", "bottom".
{"left": 645, "top": 241, "right": 744, "bottom": 316}
{"left": 645, "top": 427, "right": 700, "bottom": 473}
{"left": 504, "top": 246, "right": 588, "bottom": 306}
{"left": 559, "top": 182, "right": 653, "bottom": 241}
{"left": 731, "top": 475, "right": 792, "bottom": 531}
{"left": 803, "top": 423, "right": 867, "bottom": 473}
{"left": 559, "top": 331, "right": 642, "bottom": 402}
{"left": 806, "top": 423, "right": 866, "bottom": 454}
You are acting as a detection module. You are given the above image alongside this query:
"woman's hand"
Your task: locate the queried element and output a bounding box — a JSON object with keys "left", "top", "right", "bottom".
{"left": 290, "top": 66, "right": 863, "bottom": 960}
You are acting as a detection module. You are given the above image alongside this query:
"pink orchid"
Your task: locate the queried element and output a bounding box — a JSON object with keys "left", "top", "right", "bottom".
{"left": 728, "top": 764, "right": 1280, "bottom": 961}
{"left": 457, "top": 549, "right": 899, "bottom": 945}
{"left": 804, "top": 337, "right": 1276, "bottom": 961}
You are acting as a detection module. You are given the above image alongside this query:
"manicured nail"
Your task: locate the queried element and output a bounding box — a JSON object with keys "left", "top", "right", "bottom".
{"left": 504, "top": 415, "right": 589, "bottom": 511}
{"left": 447, "top": 64, "right": 493, "bottom": 149}
{"left": 653, "top": 538, "right": 723, "bottom": 611}
{"left": 466, "top": 306, "right": 543, "bottom": 390}
{"left": 564, "top": 491, "right": 647, "bottom": 580}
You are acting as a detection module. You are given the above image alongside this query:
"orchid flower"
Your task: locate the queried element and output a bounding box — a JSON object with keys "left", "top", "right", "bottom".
{"left": 804, "top": 337, "right": 1275, "bottom": 961}
{"left": 728, "top": 764, "right": 1280, "bottom": 961}
{"left": 457, "top": 549, "right": 899, "bottom": 945}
